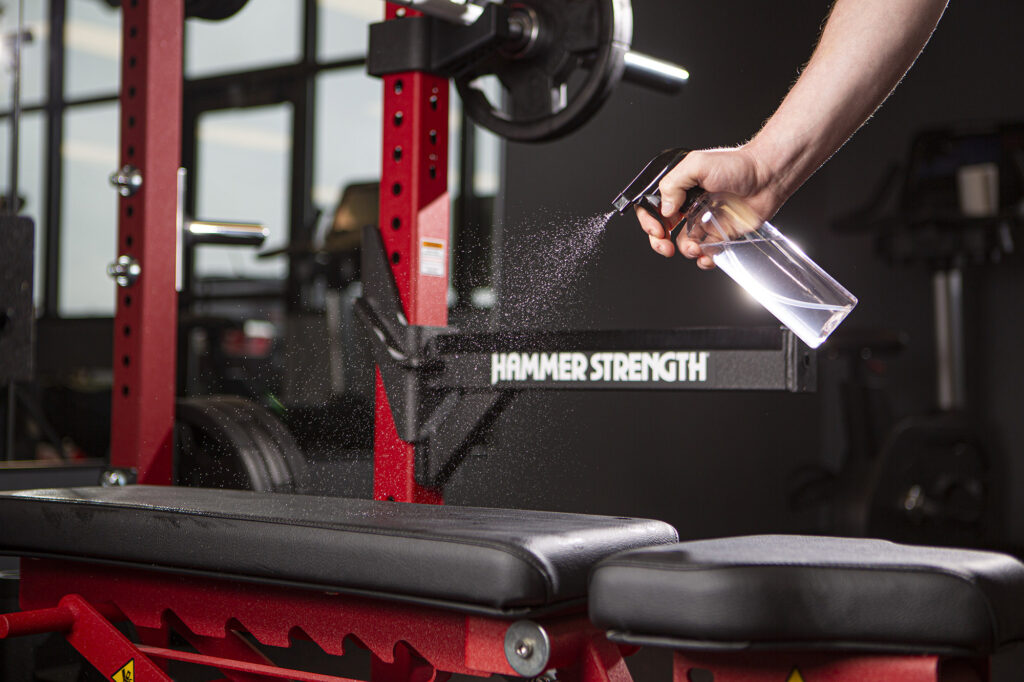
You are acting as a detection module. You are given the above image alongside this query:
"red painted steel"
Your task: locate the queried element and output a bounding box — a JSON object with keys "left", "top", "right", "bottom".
{"left": 370, "top": 641, "right": 450, "bottom": 682}
{"left": 578, "top": 637, "right": 634, "bottom": 682}
{"left": 137, "top": 644, "right": 360, "bottom": 682}
{"left": 178, "top": 626, "right": 277, "bottom": 682}
{"left": 61, "top": 594, "right": 171, "bottom": 681}
{"left": 673, "top": 650, "right": 944, "bottom": 682}
{"left": 0, "top": 600, "right": 121, "bottom": 638}
{"left": 17, "top": 558, "right": 525, "bottom": 678}
{"left": 373, "top": 3, "right": 451, "bottom": 504}
{"left": 109, "top": 0, "right": 184, "bottom": 484}
{"left": 15, "top": 558, "right": 631, "bottom": 682}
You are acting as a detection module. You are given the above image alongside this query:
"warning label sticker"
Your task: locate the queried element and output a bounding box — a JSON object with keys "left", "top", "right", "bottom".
{"left": 112, "top": 658, "right": 134, "bottom": 682}
{"left": 419, "top": 239, "right": 446, "bottom": 277}
{"left": 786, "top": 668, "right": 805, "bottom": 682}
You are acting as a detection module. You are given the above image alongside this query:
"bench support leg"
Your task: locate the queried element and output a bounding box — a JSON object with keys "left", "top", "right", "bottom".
{"left": 672, "top": 651, "right": 987, "bottom": 682}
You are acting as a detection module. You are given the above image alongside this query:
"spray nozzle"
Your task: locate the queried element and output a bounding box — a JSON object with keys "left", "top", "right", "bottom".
{"left": 611, "top": 147, "right": 705, "bottom": 240}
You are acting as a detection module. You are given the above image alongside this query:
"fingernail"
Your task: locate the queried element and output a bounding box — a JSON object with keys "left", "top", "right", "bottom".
{"left": 661, "top": 201, "right": 675, "bottom": 217}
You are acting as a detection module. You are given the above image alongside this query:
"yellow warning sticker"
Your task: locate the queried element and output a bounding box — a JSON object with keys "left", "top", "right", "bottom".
{"left": 786, "top": 668, "right": 805, "bottom": 682}
{"left": 112, "top": 658, "right": 134, "bottom": 682}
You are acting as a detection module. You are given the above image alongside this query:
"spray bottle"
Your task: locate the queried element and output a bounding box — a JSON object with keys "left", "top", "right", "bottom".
{"left": 612, "top": 148, "right": 857, "bottom": 349}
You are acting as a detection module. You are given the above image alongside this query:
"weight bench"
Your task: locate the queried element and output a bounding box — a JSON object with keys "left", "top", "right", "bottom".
{"left": 589, "top": 535, "right": 1024, "bottom": 682}
{"left": 0, "top": 486, "right": 677, "bottom": 681}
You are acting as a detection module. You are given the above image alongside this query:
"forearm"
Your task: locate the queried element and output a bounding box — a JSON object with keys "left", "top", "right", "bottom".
{"left": 747, "top": 0, "right": 948, "bottom": 203}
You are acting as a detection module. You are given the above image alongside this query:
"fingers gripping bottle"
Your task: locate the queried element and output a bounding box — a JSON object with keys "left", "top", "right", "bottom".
{"left": 613, "top": 148, "right": 857, "bottom": 349}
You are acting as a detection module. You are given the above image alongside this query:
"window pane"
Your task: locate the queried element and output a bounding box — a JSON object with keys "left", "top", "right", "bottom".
{"left": 186, "top": 1, "right": 300, "bottom": 78}
{"left": 65, "top": 0, "right": 121, "bottom": 100}
{"left": 318, "top": 0, "right": 376, "bottom": 60}
{"left": 0, "top": 0, "right": 48, "bottom": 106}
{"left": 195, "top": 104, "right": 291, "bottom": 280}
{"left": 0, "top": 113, "right": 46, "bottom": 309}
{"left": 60, "top": 103, "right": 119, "bottom": 316}
{"left": 313, "top": 70, "right": 380, "bottom": 219}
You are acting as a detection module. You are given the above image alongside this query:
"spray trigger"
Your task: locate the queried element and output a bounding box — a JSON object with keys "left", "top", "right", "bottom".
{"left": 611, "top": 147, "right": 705, "bottom": 242}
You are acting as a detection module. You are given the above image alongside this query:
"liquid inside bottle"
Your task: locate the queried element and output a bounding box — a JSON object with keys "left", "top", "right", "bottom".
{"left": 686, "top": 194, "right": 857, "bottom": 349}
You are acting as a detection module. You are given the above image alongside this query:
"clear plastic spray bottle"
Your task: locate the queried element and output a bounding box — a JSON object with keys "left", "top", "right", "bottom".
{"left": 613, "top": 148, "right": 857, "bottom": 349}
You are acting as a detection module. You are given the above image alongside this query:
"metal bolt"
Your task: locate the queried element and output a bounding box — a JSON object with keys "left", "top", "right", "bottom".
{"left": 107, "top": 255, "right": 141, "bottom": 287}
{"left": 101, "top": 470, "right": 128, "bottom": 487}
{"left": 514, "top": 640, "right": 534, "bottom": 659}
{"left": 109, "top": 165, "right": 143, "bottom": 197}
{"left": 903, "top": 484, "right": 925, "bottom": 513}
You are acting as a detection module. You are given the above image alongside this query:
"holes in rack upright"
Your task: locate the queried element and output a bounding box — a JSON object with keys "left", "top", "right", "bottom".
{"left": 122, "top": 385, "right": 130, "bottom": 397}
{"left": 429, "top": 129, "right": 437, "bottom": 145}
{"left": 429, "top": 165, "right": 436, "bottom": 180}
{"left": 394, "top": 112, "right": 404, "bottom": 127}
{"left": 126, "top": 205, "right": 134, "bottom": 218}
{"left": 393, "top": 146, "right": 403, "bottom": 162}
{"left": 127, "top": 145, "right": 135, "bottom": 158}
{"left": 394, "top": 79, "right": 404, "bottom": 95}
{"left": 129, "top": 25, "right": 138, "bottom": 39}
{"left": 392, "top": 217, "right": 401, "bottom": 230}
{"left": 124, "top": 294, "right": 132, "bottom": 307}
{"left": 123, "top": 325, "right": 132, "bottom": 337}
{"left": 125, "top": 234, "right": 133, "bottom": 247}
{"left": 391, "top": 252, "right": 401, "bottom": 264}
{"left": 392, "top": 182, "right": 402, "bottom": 196}
{"left": 429, "top": 95, "right": 438, "bottom": 111}
{"left": 122, "top": 355, "right": 130, "bottom": 367}
{"left": 128, "top": 115, "right": 135, "bottom": 129}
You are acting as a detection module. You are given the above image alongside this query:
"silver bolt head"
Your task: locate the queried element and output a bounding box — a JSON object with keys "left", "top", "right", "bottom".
{"left": 514, "top": 640, "right": 533, "bottom": 659}
{"left": 101, "top": 470, "right": 128, "bottom": 487}
{"left": 109, "top": 165, "right": 143, "bottom": 197}
{"left": 107, "top": 255, "right": 141, "bottom": 287}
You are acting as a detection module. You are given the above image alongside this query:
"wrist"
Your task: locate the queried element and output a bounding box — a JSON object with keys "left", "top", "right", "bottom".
{"left": 738, "top": 136, "right": 794, "bottom": 218}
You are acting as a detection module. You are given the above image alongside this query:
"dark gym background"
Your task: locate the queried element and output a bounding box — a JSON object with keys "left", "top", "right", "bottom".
{"left": 443, "top": 0, "right": 1024, "bottom": 547}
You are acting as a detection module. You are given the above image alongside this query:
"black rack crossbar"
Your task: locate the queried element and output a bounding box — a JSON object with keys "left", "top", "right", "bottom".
{"left": 425, "top": 327, "right": 810, "bottom": 392}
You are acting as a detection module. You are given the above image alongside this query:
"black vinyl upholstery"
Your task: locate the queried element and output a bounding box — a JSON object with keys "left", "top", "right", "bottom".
{"left": 589, "top": 535, "right": 1024, "bottom": 654}
{"left": 0, "top": 486, "right": 677, "bottom": 614}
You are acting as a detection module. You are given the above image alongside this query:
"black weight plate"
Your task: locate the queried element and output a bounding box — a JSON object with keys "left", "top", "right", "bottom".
{"left": 97, "top": 0, "right": 249, "bottom": 20}
{"left": 455, "top": 0, "right": 631, "bottom": 141}
{"left": 202, "top": 399, "right": 294, "bottom": 492}
{"left": 201, "top": 395, "right": 308, "bottom": 492}
{"left": 175, "top": 397, "right": 275, "bottom": 491}
{"left": 185, "top": 0, "right": 250, "bottom": 21}
{"left": 175, "top": 396, "right": 306, "bottom": 493}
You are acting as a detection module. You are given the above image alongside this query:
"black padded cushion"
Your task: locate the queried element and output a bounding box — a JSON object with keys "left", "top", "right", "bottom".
{"left": 0, "top": 486, "right": 677, "bottom": 614}
{"left": 589, "top": 535, "right": 1024, "bottom": 655}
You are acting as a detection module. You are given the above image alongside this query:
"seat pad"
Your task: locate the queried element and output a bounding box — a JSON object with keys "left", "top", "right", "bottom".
{"left": 0, "top": 486, "right": 677, "bottom": 614}
{"left": 589, "top": 535, "right": 1024, "bottom": 654}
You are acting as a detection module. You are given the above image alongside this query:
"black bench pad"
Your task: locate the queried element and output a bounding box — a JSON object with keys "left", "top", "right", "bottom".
{"left": 0, "top": 486, "right": 677, "bottom": 614}
{"left": 589, "top": 535, "right": 1024, "bottom": 654}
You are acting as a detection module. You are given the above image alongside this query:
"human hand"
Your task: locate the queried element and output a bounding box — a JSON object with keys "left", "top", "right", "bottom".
{"left": 635, "top": 145, "right": 784, "bottom": 268}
